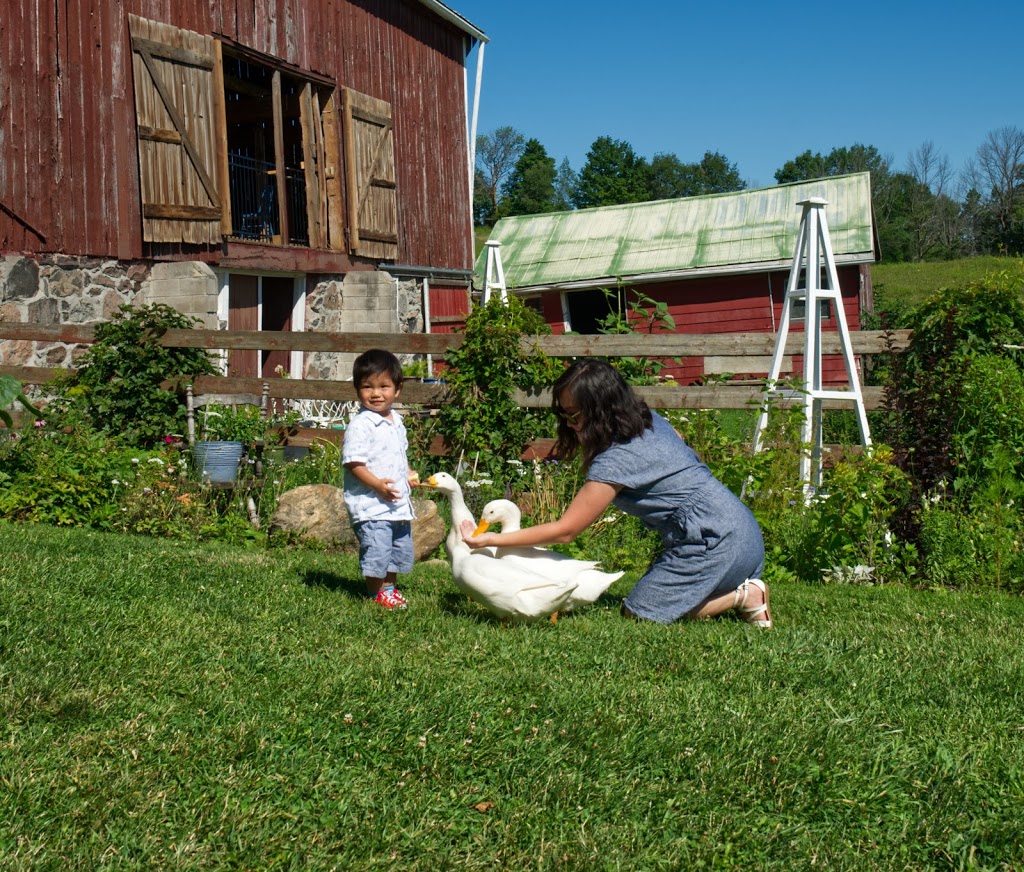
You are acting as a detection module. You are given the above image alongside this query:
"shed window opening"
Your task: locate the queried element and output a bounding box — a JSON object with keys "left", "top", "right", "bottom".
{"left": 791, "top": 268, "right": 833, "bottom": 321}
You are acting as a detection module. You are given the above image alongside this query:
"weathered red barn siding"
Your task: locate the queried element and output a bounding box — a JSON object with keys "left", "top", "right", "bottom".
{"left": 1, "top": 0, "right": 473, "bottom": 272}
{"left": 0, "top": 0, "right": 58, "bottom": 252}
{"left": 427, "top": 284, "right": 470, "bottom": 329}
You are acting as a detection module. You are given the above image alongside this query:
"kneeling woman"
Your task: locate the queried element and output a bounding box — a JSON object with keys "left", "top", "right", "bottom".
{"left": 460, "top": 359, "right": 771, "bottom": 627}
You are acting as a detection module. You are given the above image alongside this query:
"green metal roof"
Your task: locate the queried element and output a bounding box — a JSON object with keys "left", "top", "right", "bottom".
{"left": 473, "top": 172, "right": 875, "bottom": 291}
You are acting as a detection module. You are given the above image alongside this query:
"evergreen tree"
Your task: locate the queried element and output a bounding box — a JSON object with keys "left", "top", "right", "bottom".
{"left": 574, "top": 136, "right": 650, "bottom": 208}
{"left": 501, "top": 138, "right": 557, "bottom": 216}
{"left": 647, "top": 150, "right": 746, "bottom": 200}
{"left": 552, "top": 158, "right": 579, "bottom": 212}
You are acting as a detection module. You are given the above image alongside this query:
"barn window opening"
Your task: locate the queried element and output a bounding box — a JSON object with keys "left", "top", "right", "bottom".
{"left": 223, "top": 53, "right": 331, "bottom": 247}
{"left": 128, "top": 15, "right": 341, "bottom": 251}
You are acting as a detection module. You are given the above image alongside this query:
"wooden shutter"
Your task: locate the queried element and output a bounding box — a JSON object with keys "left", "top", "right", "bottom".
{"left": 321, "top": 91, "right": 344, "bottom": 251}
{"left": 299, "top": 83, "right": 326, "bottom": 249}
{"left": 129, "top": 15, "right": 224, "bottom": 245}
{"left": 342, "top": 88, "right": 398, "bottom": 259}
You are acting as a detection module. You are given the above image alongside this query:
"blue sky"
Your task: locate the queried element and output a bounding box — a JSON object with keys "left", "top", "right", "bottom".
{"left": 451, "top": 1, "right": 1022, "bottom": 191}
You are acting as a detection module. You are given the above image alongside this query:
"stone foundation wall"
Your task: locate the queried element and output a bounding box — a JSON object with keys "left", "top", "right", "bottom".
{"left": 304, "top": 270, "right": 425, "bottom": 381}
{"left": 0, "top": 254, "right": 149, "bottom": 367}
{"left": 1, "top": 254, "right": 422, "bottom": 378}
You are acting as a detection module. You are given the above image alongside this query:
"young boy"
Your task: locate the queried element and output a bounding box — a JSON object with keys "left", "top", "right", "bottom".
{"left": 342, "top": 349, "right": 420, "bottom": 609}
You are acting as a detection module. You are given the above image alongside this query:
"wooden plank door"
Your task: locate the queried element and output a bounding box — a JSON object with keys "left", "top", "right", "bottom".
{"left": 227, "top": 274, "right": 259, "bottom": 377}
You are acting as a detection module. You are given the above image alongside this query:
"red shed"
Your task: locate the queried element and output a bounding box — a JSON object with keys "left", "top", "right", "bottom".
{"left": 474, "top": 173, "right": 878, "bottom": 386}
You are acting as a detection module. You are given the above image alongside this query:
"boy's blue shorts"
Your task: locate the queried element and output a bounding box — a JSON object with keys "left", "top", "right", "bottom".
{"left": 353, "top": 519, "right": 414, "bottom": 578}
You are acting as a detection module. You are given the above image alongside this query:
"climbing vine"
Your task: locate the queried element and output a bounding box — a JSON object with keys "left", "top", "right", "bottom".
{"left": 430, "top": 296, "right": 562, "bottom": 477}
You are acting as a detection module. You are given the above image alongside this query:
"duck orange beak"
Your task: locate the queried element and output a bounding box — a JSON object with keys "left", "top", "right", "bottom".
{"left": 472, "top": 519, "right": 489, "bottom": 536}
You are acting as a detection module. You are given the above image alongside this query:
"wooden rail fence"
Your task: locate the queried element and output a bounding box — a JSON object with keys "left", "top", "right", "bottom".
{"left": 1, "top": 324, "right": 910, "bottom": 412}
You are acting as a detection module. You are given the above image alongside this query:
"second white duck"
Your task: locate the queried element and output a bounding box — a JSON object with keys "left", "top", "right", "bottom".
{"left": 473, "top": 498, "right": 625, "bottom": 612}
{"left": 425, "top": 473, "right": 580, "bottom": 623}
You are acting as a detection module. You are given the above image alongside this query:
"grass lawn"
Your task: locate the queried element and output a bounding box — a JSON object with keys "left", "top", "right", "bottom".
{"left": 871, "top": 256, "right": 1019, "bottom": 309}
{"left": 2, "top": 521, "right": 1023, "bottom": 870}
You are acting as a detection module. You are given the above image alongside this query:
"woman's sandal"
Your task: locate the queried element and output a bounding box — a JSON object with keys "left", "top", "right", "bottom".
{"left": 734, "top": 578, "right": 773, "bottom": 629}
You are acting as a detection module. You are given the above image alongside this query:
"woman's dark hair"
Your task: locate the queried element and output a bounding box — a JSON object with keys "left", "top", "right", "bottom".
{"left": 552, "top": 359, "right": 652, "bottom": 469}
{"left": 352, "top": 348, "right": 404, "bottom": 389}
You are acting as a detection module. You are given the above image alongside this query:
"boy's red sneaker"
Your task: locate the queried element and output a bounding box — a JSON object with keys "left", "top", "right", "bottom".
{"left": 375, "top": 588, "right": 408, "bottom": 609}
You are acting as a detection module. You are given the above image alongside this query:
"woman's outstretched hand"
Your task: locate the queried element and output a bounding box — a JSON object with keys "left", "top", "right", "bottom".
{"left": 460, "top": 519, "right": 494, "bottom": 549}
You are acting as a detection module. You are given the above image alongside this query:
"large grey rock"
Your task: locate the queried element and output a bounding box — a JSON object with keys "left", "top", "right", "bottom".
{"left": 268, "top": 484, "right": 445, "bottom": 560}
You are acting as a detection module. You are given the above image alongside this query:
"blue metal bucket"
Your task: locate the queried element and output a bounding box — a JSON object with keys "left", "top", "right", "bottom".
{"left": 192, "top": 441, "right": 244, "bottom": 483}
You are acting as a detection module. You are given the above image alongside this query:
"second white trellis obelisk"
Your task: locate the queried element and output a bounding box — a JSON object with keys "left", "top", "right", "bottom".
{"left": 752, "top": 197, "right": 871, "bottom": 492}
{"left": 481, "top": 239, "right": 508, "bottom": 305}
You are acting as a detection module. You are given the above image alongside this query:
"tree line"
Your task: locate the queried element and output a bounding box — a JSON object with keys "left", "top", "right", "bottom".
{"left": 474, "top": 126, "right": 1024, "bottom": 263}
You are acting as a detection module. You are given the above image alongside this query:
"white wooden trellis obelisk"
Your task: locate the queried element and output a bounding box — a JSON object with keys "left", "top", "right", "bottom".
{"left": 752, "top": 197, "right": 871, "bottom": 494}
{"left": 481, "top": 240, "right": 508, "bottom": 304}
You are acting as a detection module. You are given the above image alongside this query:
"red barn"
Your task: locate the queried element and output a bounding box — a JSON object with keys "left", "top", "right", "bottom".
{"left": 474, "top": 173, "right": 878, "bottom": 385}
{"left": 0, "top": 0, "right": 485, "bottom": 380}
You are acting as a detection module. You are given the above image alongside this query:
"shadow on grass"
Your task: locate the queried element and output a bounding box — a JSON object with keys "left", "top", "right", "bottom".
{"left": 437, "top": 590, "right": 628, "bottom": 625}
{"left": 438, "top": 591, "right": 496, "bottom": 624}
{"left": 299, "top": 569, "right": 365, "bottom": 599}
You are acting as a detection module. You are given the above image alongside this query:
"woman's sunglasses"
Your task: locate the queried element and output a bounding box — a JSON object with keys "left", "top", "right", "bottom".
{"left": 556, "top": 407, "right": 581, "bottom": 426}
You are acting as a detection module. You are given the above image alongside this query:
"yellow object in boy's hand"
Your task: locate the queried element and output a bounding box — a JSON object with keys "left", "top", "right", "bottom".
{"left": 408, "top": 470, "right": 421, "bottom": 487}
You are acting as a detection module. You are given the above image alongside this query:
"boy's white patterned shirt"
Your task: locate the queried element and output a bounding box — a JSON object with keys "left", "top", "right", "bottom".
{"left": 342, "top": 407, "right": 414, "bottom": 521}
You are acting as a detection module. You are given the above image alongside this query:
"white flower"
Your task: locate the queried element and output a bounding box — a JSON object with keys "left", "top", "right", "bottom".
{"left": 131, "top": 458, "right": 140, "bottom": 464}
{"left": 147, "top": 457, "right": 165, "bottom": 466}
{"left": 111, "top": 479, "right": 120, "bottom": 486}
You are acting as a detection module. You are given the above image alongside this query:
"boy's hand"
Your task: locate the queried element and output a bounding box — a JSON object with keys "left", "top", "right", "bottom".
{"left": 407, "top": 470, "right": 421, "bottom": 487}
{"left": 376, "top": 478, "right": 401, "bottom": 502}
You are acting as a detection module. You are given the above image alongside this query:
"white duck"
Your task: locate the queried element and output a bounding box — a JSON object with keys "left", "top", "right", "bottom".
{"left": 474, "top": 498, "right": 624, "bottom": 611}
{"left": 425, "top": 472, "right": 580, "bottom": 623}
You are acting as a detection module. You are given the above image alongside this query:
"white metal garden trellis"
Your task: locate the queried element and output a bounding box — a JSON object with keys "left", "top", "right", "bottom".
{"left": 481, "top": 240, "right": 508, "bottom": 304}
{"left": 752, "top": 197, "right": 872, "bottom": 493}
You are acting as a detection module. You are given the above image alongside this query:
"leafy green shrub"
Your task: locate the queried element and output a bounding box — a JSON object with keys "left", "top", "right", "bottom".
{"left": 918, "top": 450, "right": 1024, "bottom": 592}
{"left": 0, "top": 375, "right": 42, "bottom": 426}
{"left": 431, "top": 296, "right": 562, "bottom": 481}
{"left": 59, "top": 303, "right": 218, "bottom": 447}
{"left": 0, "top": 411, "right": 168, "bottom": 529}
{"left": 917, "top": 490, "right": 981, "bottom": 589}
{"left": 952, "top": 353, "right": 1024, "bottom": 488}
{"left": 878, "top": 267, "right": 1024, "bottom": 547}
{"left": 745, "top": 419, "right": 916, "bottom": 586}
